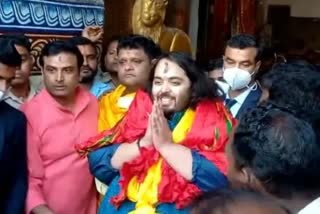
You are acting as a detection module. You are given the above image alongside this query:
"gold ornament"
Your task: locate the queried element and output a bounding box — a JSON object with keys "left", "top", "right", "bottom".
{"left": 132, "top": 0, "right": 192, "bottom": 54}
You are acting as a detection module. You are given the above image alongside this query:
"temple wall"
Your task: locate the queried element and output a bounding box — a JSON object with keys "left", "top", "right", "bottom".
{"left": 0, "top": 0, "right": 104, "bottom": 73}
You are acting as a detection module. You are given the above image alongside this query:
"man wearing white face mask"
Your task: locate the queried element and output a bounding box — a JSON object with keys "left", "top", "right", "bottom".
{"left": 219, "top": 34, "right": 262, "bottom": 119}
{"left": 0, "top": 38, "right": 28, "bottom": 214}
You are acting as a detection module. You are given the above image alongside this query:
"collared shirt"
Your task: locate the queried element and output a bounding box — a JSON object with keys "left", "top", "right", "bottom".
{"left": 224, "top": 83, "right": 257, "bottom": 118}
{"left": 90, "top": 71, "right": 115, "bottom": 98}
{"left": 22, "top": 88, "right": 98, "bottom": 214}
{"left": 299, "top": 198, "right": 320, "bottom": 214}
{"left": 4, "top": 79, "right": 40, "bottom": 110}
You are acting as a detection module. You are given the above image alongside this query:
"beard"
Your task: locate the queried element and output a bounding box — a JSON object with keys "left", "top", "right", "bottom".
{"left": 80, "top": 66, "right": 97, "bottom": 84}
{"left": 80, "top": 75, "right": 95, "bottom": 84}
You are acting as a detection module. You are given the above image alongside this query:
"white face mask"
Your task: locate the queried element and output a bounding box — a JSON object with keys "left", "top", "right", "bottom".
{"left": 215, "top": 80, "right": 230, "bottom": 94}
{"left": 223, "top": 67, "right": 254, "bottom": 90}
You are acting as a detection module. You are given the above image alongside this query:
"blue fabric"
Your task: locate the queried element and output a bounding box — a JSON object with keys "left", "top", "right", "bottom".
{"left": 225, "top": 98, "right": 237, "bottom": 110}
{"left": 0, "top": 102, "right": 28, "bottom": 214}
{"left": 235, "top": 86, "right": 262, "bottom": 119}
{"left": 88, "top": 144, "right": 228, "bottom": 214}
{"left": 168, "top": 111, "right": 185, "bottom": 130}
{"left": 90, "top": 79, "right": 114, "bottom": 98}
{"left": 191, "top": 151, "right": 228, "bottom": 192}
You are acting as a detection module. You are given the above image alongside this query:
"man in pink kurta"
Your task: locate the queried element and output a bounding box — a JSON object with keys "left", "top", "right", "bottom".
{"left": 22, "top": 41, "right": 98, "bottom": 214}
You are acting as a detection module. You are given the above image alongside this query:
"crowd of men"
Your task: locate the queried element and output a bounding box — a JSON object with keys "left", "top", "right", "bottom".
{"left": 0, "top": 28, "right": 319, "bottom": 214}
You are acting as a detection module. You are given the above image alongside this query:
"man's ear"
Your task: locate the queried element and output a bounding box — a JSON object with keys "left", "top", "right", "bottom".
{"left": 40, "top": 66, "right": 44, "bottom": 76}
{"left": 40, "top": 67, "right": 45, "bottom": 84}
{"left": 239, "top": 167, "right": 251, "bottom": 185}
{"left": 30, "top": 55, "right": 35, "bottom": 68}
{"left": 242, "top": 167, "right": 266, "bottom": 193}
{"left": 151, "top": 58, "right": 157, "bottom": 67}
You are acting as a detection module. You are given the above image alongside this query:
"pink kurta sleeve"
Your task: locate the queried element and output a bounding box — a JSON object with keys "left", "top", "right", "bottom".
{"left": 25, "top": 120, "right": 47, "bottom": 213}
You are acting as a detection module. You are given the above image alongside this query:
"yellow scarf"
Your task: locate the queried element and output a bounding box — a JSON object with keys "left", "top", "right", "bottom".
{"left": 127, "top": 108, "right": 195, "bottom": 214}
{"left": 98, "top": 85, "right": 135, "bottom": 132}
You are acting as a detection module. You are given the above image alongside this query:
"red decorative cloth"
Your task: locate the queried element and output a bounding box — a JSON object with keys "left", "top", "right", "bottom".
{"left": 76, "top": 90, "right": 236, "bottom": 208}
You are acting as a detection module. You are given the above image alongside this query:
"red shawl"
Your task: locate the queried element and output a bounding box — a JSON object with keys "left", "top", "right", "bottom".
{"left": 76, "top": 90, "right": 235, "bottom": 208}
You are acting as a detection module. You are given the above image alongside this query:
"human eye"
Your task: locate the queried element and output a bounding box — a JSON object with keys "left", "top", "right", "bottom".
{"left": 241, "top": 62, "right": 251, "bottom": 67}
{"left": 225, "top": 59, "right": 235, "bottom": 66}
{"left": 133, "top": 59, "right": 142, "bottom": 64}
{"left": 46, "top": 67, "right": 55, "bottom": 73}
{"left": 88, "top": 55, "right": 96, "bottom": 60}
{"left": 153, "top": 79, "right": 162, "bottom": 85}
{"left": 171, "top": 81, "right": 181, "bottom": 86}
{"left": 64, "top": 68, "right": 74, "bottom": 73}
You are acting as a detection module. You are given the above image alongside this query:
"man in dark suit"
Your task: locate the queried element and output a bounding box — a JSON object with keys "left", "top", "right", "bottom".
{"left": 0, "top": 38, "right": 27, "bottom": 213}
{"left": 219, "top": 34, "right": 262, "bottom": 119}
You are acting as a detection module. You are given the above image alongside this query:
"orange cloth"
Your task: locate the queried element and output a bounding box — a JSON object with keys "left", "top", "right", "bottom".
{"left": 98, "top": 85, "right": 135, "bottom": 131}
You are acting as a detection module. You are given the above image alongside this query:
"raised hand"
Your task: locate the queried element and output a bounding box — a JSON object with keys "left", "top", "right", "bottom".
{"left": 139, "top": 113, "right": 153, "bottom": 148}
{"left": 151, "top": 99, "right": 172, "bottom": 150}
{"left": 82, "top": 26, "right": 103, "bottom": 42}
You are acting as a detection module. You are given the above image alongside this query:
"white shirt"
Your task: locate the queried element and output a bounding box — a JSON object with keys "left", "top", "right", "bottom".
{"left": 299, "top": 198, "right": 320, "bottom": 214}
{"left": 216, "top": 80, "right": 257, "bottom": 118}
{"left": 4, "top": 79, "right": 40, "bottom": 110}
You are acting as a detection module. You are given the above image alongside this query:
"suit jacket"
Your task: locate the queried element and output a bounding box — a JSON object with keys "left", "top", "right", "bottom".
{"left": 0, "top": 101, "right": 28, "bottom": 214}
{"left": 235, "top": 87, "right": 262, "bottom": 120}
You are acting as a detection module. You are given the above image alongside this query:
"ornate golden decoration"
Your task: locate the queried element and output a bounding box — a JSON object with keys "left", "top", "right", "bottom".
{"left": 132, "top": 0, "right": 192, "bottom": 54}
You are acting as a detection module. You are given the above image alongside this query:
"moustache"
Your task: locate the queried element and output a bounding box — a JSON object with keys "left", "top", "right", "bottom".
{"left": 81, "top": 66, "right": 94, "bottom": 72}
{"left": 156, "top": 92, "right": 173, "bottom": 99}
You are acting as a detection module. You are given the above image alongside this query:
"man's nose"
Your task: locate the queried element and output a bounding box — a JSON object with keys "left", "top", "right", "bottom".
{"left": 56, "top": 71, "right": 64, "bottom": 82}
{"left": 160, "top": 82, "right": 170, "bottom": 93}
{"left": 83, "top": 57, "right": 88, "bottom": 66}
{"left": 124, "top": 62, "right": 133, "bottom": 71}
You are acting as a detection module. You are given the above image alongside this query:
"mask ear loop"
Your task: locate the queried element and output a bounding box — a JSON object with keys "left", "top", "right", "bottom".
{"left": 245, "top": 69, "right": 258, "bottom": 90}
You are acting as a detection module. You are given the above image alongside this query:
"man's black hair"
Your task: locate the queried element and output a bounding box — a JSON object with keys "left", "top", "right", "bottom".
{"left": 39, "top": 40, "right": 84, "bottom": 69}
{"left": 261, "top": 60, "right": 320, "bottom": 121}
{"left": 226, "top": 34, "right": 262, "bottom": 61}
{"left": 0, "top": 38, "right": 22, "bottom": 67}
{"left": 191, "top": 189, "right": 291, "bottom": 214}
{"left": 117, "top": 34, "right": 162, "bottom": 60}
{"left": 1, "top": 34, "right": 31, "bottom": 52}
{"left": 232, "top": 103, "right": 320, "bottom": 198}
{"left": 69, "top": 36, "right": 96, "bottom": 52}
{"left": 206, "top": 58, "right": 223, "bottom": 72}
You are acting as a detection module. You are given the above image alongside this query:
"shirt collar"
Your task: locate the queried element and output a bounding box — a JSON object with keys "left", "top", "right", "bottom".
{"left": 42, "top": 87, "right": 92, "bottom": 117}
{"left": 95, "top": 69, "right": 113, "bottom": 83}
{"left": 299, "top": 197, "right": 320, "bottom": 214}
{"left": 5, "top": 82, "right": 38, "bottom": 103}
{"left": 226, "top": 83, "right": 258, "bottom": 105}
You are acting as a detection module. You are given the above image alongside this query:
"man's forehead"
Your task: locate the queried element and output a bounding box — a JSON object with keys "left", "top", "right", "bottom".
{"left": 118, "top": 48, "right": 148, "bottom": 59}
{"left": 43, "top": 53, "right": 77, "bottom": 65}
{"left": 14, "top": 44, "right": 30, "bottom": 55}
{"left": 225, "top": 46, "right": 258, "bottom": 61}
{"left": 77, "top": 44, "right": 96, "bottom": 54}
{"left": 155, "top": 59, "right": 187, "bottom": 79}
